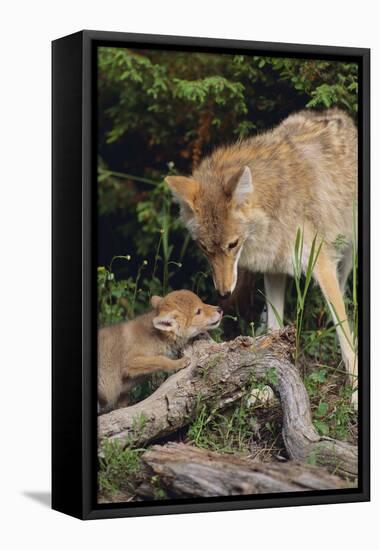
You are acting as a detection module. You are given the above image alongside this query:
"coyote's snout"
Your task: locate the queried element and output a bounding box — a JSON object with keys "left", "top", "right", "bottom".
{"left": 198, "top": 232, "right": 243, "bottom": 299}
{"left": 166, "top": 108, "right": 358, "bottom": 405}
{"left": 196, "top": 222, "right": 243, "bottom": 299}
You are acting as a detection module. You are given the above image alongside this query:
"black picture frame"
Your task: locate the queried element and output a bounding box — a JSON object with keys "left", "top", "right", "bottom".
{"left": 52, "top": 30, "right": 370, "bottom": 520}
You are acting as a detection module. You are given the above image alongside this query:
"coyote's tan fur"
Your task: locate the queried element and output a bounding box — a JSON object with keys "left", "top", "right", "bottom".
{"left": 98, "top": 290, "right": 222, "bottom": 411}
{"left": 166, "top": 109, "right": 357, "bottom": 404}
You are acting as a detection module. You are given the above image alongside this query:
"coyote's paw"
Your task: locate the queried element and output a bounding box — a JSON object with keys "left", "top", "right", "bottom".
{"left": 177, "top": 356, "right": 190, "bottom": 370}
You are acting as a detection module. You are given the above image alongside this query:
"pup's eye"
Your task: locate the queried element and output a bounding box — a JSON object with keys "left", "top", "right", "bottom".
{"left": 195, "top": 308, "right": 202, "bottom": 315}
{"left": 228, "top": 239, "right": 239, "bottom": 250}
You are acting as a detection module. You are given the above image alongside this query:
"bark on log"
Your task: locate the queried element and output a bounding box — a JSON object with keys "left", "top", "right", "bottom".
{"left": 99, "top": 328, "right": 357, "bottom": 478}
{"left": 137, "top": 443, "right": 355, "bottom": 498}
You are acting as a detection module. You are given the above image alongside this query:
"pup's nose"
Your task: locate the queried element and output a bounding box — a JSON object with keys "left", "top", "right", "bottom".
{"left": 218, "top": 291, "right": 231, "bottom": 299}
{"left": 217, "top": 306, "right": 223, "bottom": 314}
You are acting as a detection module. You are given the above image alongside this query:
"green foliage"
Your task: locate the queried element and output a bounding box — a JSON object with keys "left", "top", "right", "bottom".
{"left": 98, "top": 413, "right": 148, "bottom": 496}
{"left": 187, "top": 394, "right": 260, "bottom": 454}
{"left": 98, "top": 438, "right": 144, "bottom": 496}
{"left": 99, "top": 49, "right": 357, "bottom": 155}
{"left": 97, "top": 260, "right": 158, "bottom": 326}
{"left": 310, "top": 385, "right": 356, "bottom": 440}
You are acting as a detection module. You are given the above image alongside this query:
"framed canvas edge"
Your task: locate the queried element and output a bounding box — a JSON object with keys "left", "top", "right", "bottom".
{"left": 52, "top": 31, "right": 85, "bottom": 520}
{"left": 53, "top": 30, "right": 370, "bottom": 520}
{"left": 79, "top": 28, "right": 371, "bottom": 56}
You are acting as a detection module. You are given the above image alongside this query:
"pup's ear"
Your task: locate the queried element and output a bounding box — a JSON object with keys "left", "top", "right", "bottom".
{"left": 150, "top": 295, "right": 162, "bottom": 309}
{"left": 152, "top": 312, "right": 178, "bottom": 332}
{"left": 165, "top": 176, "right": 199, "bottom": 210}
{"left": 225, "top": 166, "right": 253, "bottom": 205}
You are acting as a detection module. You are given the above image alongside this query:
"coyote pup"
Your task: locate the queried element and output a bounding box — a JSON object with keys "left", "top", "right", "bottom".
{"left": 166, "top": 109, "right": 357, "bottom": 403}
{"left": 98, "top": 290, "right": 223, "bottom": 412}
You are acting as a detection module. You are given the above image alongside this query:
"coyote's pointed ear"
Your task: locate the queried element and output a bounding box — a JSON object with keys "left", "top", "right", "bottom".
{"left": 225, "top": 166, "right": 253, "bottom": 205}
{"left": 165, "top": 176, "right": 199, "bottom": 210}
{"left": 152, "top": 311, "right": 178, "bottom": 332}
{"left": 150, "top": 295, "right": 163, "bottom": 309}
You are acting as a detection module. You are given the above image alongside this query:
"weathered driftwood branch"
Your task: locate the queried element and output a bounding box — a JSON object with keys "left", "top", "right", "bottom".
{"left": 98, "top": 328, "right": 357, "bottom": 477}
{"left": 137, "top": 443, "right": 354, "bottom": 498}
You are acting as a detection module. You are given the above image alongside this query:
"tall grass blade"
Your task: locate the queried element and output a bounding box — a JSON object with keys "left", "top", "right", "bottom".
{"left": 258, "top": 289, "right": 284, "bottom": 329}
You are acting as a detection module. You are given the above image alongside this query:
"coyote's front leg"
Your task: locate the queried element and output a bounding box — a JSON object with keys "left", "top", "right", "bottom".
{"left": 314, "top": 252, "right": 357, "bottom": 407}
{"left": 124, "top": 355, "right": 189, "bottom": 379}
{"left": 253, "top": 273, "right": 287, "bottom": 405}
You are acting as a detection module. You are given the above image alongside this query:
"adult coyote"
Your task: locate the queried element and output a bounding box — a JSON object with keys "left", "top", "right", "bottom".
{"left": 166, "top": 108, "right": 357, "bottom": 404}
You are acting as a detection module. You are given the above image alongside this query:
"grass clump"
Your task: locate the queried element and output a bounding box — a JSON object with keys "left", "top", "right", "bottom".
{"left": 188, "top": 400, "right": 258, "bottom": 454}
{"left": 98, "top": 439, "right": 144, "bottom": 498}
{"left": 187, "top": 381, "right": 283, "bottom": 459}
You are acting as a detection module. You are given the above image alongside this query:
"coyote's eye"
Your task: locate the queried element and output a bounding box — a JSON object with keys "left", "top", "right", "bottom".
{"left": 195, "top": 308, "right": 202, "bottom": 315}
{"left": 228, "top": 239, "right": 239, "bottom": 250}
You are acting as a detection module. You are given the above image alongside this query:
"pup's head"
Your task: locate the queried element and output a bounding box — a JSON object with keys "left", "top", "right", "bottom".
{"left": 166, "top": 166, "right": 253, "bottom": 299}
{"left": 151, "top": 290, "right": 223, "bottom": 339}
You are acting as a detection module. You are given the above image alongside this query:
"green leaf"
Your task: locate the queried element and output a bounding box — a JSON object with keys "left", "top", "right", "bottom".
{"left": 314, "top": 420, "right": 329, "bottom": 436}
{"left": 309, "top": 370, "right": 327, "bottom": 384}
{"left": 315, "top": 401, "right": 328, "bottom": 417}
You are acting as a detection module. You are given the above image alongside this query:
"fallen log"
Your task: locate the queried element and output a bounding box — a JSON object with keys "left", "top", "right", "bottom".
{"left": 137, "top": 442, "right": 355, "bottom": 498}
{"left": 99, "top": 328, "right": 357, "bottom": 477}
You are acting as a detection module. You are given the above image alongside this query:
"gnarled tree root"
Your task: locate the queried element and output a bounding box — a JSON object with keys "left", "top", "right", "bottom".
{"left": 98, "top": 327, "right": 357, "bottom": 479}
